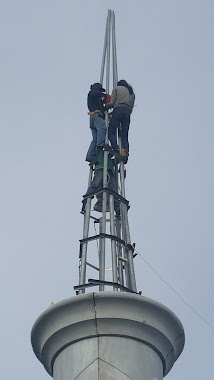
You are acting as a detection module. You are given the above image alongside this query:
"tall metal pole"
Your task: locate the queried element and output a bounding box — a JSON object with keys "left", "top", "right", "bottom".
{"left": 112, "top": 11, "right": 118, "bottom": 86}
{"left": 100, "top": 14, "right": 108, "bottom": 85}
{"left": 99, "top": 10, "right": 111, "bottom": 290}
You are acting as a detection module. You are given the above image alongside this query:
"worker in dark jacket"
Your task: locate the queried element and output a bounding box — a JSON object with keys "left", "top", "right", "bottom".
{"left": 86, "top": 83, "right": 107, "bottom": 162}
{"left": 106, "top": 80, "right": 135, "bottom": 163}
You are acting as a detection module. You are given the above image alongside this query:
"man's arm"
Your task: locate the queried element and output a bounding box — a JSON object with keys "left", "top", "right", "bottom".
{"left": 106, "top": 88, "right": 117, "bottom": 109}
{"left": 89, "top": 91, "right": 105, "bottom": 99}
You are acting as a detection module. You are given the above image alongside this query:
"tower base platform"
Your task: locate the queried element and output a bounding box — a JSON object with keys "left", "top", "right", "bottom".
{"left": 31, "top": 292, "right": 185, "bottom": 380}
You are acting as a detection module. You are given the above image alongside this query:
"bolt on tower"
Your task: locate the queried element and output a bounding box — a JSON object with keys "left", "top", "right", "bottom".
{"left": 31, "top": 10, "right": 185, "bottom": 380}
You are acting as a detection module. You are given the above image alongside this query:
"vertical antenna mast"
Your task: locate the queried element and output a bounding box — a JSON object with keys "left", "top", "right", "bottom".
{"left": 77, "top": 9, "right": 137, "bottom": 295}
{"left": 31, "top": 10, "right": 185, "bottom": 380}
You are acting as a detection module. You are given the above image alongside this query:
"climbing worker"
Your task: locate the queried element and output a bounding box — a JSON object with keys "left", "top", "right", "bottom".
{"left": 106, "top": 80, "right": 135, "bottom": 163}
{"left": 86, "top": 83, "right": 107, "bottom": 162}
{"left": 82, "top": 149, "right": 120, "bottom": 216}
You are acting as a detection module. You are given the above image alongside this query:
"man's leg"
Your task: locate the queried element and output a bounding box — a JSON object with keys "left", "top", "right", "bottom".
{"left": 94, "top": 113, "right": 106, "bottom": 147}
{"left": 120, "top": 109, "right": 131, "bottom": 154}
{"left": 86, "top": 115, "right": 97, "bottom": 161}
{"left": 108, "top": 108, "right": 120, "bottom": 150}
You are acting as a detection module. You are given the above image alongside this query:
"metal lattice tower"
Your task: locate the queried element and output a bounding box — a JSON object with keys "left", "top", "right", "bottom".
{"left": 77, "top": 9, "right": 137, "bottom": 295}
{"left": 31, "top": 10, "right": 185, "bottom": 380}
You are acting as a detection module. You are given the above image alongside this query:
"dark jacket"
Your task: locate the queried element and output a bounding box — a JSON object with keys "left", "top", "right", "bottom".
{"left": 87, "top": 90, "right": 105, "bottom": 114}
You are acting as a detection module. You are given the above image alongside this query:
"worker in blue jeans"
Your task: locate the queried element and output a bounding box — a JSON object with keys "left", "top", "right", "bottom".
{"left": 86, "top": 83, "right": 107, "bottom": 162}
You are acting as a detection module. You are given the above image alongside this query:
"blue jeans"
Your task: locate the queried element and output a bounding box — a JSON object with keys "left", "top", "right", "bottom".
{"left": 108, "top": 106, "right": 131, "bottom": 153}
{"left": 86, "top": 113, "right": 106, "bottom": 160}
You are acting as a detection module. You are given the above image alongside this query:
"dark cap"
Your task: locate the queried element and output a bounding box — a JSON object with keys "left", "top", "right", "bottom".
{"left": 91, "top": 83, "right": 106, "bottom": 92}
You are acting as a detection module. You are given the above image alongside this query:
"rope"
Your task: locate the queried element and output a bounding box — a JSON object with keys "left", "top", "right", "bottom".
{"left": 134, "top": 247, "right": 214, "bottom": 331}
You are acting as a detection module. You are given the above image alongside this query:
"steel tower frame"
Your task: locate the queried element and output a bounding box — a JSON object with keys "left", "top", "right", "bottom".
{"left": 77, "top": 9, "right": 137, "bottom": 294}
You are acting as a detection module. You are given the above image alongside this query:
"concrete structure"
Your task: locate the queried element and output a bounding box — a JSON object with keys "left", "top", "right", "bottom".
{"left": 31, "top": 10, "right": 185, "bottom": 379}
{"left": 31, "top": 292, "right": 184, "bottom": 380}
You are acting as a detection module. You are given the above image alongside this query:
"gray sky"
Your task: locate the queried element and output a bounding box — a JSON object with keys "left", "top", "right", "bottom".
{"left": 0, "top": 0, "right": 214, "bottom": 379}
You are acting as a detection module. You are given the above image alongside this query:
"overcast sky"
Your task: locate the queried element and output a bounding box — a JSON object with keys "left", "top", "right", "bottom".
{"left": 0, "top": 1, "right": 214, "bottom": 379}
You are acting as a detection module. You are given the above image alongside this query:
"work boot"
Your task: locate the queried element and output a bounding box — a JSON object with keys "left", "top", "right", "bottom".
{"left": 121, "top": 148, "right": 127, "bottom": 157}
{"left": 121, "top": 148, "right": 128, "bottom": 164}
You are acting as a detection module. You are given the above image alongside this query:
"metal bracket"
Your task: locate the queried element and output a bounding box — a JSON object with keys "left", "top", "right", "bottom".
{"left": 74, "top": 278, "right": 139, "bottom": 295}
